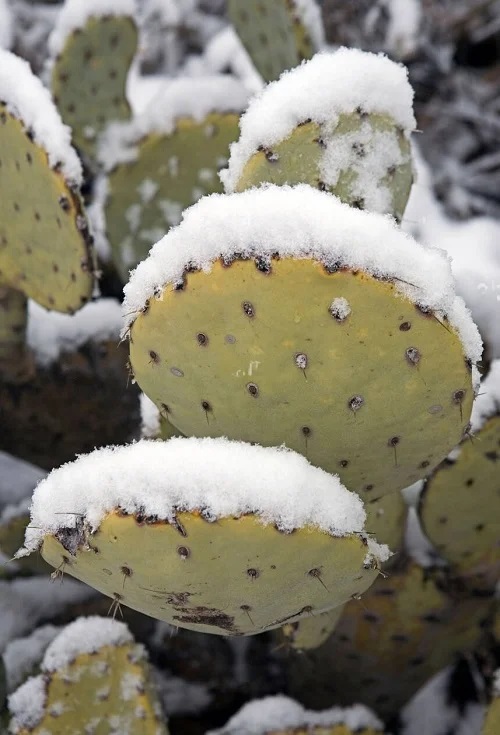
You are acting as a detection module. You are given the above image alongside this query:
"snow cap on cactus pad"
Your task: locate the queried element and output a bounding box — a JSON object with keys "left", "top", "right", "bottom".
{"left": 221, "top": 49, "right": 416, "bottom": 220}
{"left": 48, "top": 0, "right": 139, "bottom": 164}
{"left": 0, "top": 50, "right": 94, "bottom": 312}
{"left": 419, "top": 360, "right": 500, "bottom": 592}
{"left": 7, "top": 616, "right": 167, "bottom": 735}
{"left": 123, "top": 185, "right": 481, "bottom": 497}
{"left": 208, "top": 695, "right": 384, "bottom": 734}
{"left": 19, "top": 438, "right": 389, "bottom": 636}
{"left": 100, "top": 76, "right": 249, "bottom": 282}
{"left": 227, "top": 0, "right": 324, "bottom": 83}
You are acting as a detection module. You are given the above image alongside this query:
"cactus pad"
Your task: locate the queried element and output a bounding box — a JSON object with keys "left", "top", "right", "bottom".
{"left": 364, "top": 492, "right": 406, "bottom": 553}
{"left": 50, "top": 12, "right": 138, "bottom": 163}
{"left": 0, "top": 287, "right": 34, "bottom": 383}
{"left": 227, "top": 0, "right": 322, "bottom": 82}
{"left": 280, "top": 606, "right": 344, "bottom": 651}
{"left": 0, "top": 101, "right": 94, "bottom": 311}
{"left": 286, "top": 560, "right": 495, "bottom": 718}
{"left": 0, "top": 510, "right": 50, "bottom": 576}
{"left": 419, "top": 414, "right": 500, "bottom": 593}
{"left": 105, "top": 113, "right": 241, "bottom": 282}
{"left": 8, "top": 617, "right": 167, "bottom": 734}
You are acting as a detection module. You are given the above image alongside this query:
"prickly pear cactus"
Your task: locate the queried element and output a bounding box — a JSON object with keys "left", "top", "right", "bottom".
{"left": 286, "top": 558, "right": 495, "bottom": 719}
{"left": 125, "top": 186, "right": 479, "bottom": 498}
{"left": 279, "top": 606, "right": 344, "bottom": 651}
{"left": 227, "top": 0, "right": 324, "bottom": 82}
{"left": 103, "top": 78, "right": 248, "bottom": 281}
{"left": 20, "top": 438, "right": 387, "bottom": 637}
{"left": 49, "top": 1, "right": 138, "bottom": 165}
{"left": 419, "top": 361, "right": 500, "bottom": 593}
{"left": 222, "top": 50, "right": 415, "bottom": 222}
{"left": 0, "top": 287, "right": 33, "bottom": 383}
{"left": 0, "top": 509, "right": 51, "bottom": 576}
{"left": 0, "top": 51, "right": 94, "bottom": 313}
{"left": 7, "top": 617, "right": 168, "bottom": 734}
{"left": 363, "top": 492, "right": 407, "bottom": 554}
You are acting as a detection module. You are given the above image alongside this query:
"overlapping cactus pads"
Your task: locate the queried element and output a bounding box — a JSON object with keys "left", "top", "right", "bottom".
{"left": 123, "top": 185, "right": 481, "bottom": 497}
{"left": 18, "top": 438, "right": 389, "bottom": 636}
{"left": 0, "top": 50, "right": 94, "bottom": 312}
{"left": 7, "top": 617, "right": 167, "bottom": 734}
{"left": 227, "top": 0, "right": 324, "bottom": 82}
{"left": 222, "top": 50, "right": 415, "bottom": 221}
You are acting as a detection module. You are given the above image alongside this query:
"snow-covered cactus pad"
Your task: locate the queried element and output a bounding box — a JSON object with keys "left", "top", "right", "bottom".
{"left": 482, "top": 672, "right": 500, "bottom": 735}
{"left": 0, "top": 50, "right": 94, "bottom": 312}
{"left": 209, "top": 696, "right": 384, "bottom": 734}
{"left": 19, "top": 439, "right": 389, "bottom": 636}
{"left": 222, "top": 50, "right": 415, "bottom": 222}
{"left": 103, "top": 77, "right": 249, "bottom": 282}
{"left": 419, "top": 361, "right": 500, "bottom": 593}
{"left": 124, "top": 185, "right": 481, "bottom": 498}
{"left": 287, "top": 559, "right": 495, "bottom": 718}
{"left": 227, "top": 0, "right": 324, "bottom": 83}
{"left": 49, "top": 0, "right": 139, "bottom": 164}
{"left": 7, "top": 617, "right": 168, "bottom": 734}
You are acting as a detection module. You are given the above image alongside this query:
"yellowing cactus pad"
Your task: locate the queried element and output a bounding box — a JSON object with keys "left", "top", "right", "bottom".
{"left": 8, "top": 617, "right": 167, "bottom": 735}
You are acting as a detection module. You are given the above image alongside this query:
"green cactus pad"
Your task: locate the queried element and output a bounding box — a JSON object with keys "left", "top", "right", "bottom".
{"left": 129, "top": 259, "right": 473, "bottom": 498}
{"left": 364, "top": 492, "right": 406, "bottom": 554}
{"left": 419, "top": 414, "right": 500, "bottom": 593}
{"left": 227, "top": 0, "right": 322, "bottom": 82}
{"left": 233, "top": 115, "right": 413, "bottom": 222}
{"left": 106, "top": 113, "right": 241, "bottom": 282}
{"left": 483, "top": 686, "right": 500, "bottom": 735}
{"left": 38, "top": 511, "right": 379, "bottom": 637}
{"left": 50, "top": 14, "right": 138, "bottom": 163}
{"left": 8, "top": 617, "right": 167, "bottom": 735}
{"left": 286, "top": 560, "right": 495, "bottom": 718}
{"left": 280, "top": 606, "right": 344, "bottom": 651}
{"left": 0, "top": 103, "right": 94, "bottom": 311}
{"left": 0, "top": 287, "right": 35, "bottom": 383}
{"left": 0, "top": 511, "right": 51, "bottom": 576}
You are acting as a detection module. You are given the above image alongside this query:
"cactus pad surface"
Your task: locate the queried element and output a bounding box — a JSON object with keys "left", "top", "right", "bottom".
{"left": 280, "top": 606, "right": 344, "bottom": 651}
{"left": 50, "top": 14, "right": 138, "bottom": 163}
{"left": 227, "top": 0, "right": 322, "bottom": 82}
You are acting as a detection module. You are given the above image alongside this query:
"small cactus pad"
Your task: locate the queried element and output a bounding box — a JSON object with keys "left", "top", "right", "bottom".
{"left": 482, "top": 674, "right": 500, "bottom": 735}
{"left": 364, "top": 492, "right": 406, "bottom": 554}
{"left": 209, "top": 695, "right": 384, "bottom": 734}
{"left": 286, "top": 559, "right": 495, "bottom": 718}
{"left": 0, "top": 287, "right": 34, "bottom": 382}
{"left": 227, "top": 0, "right": 323, "bottom": 82}
{"left": 7, "top": 617, "right": 167, "bottom": 734}
{"left": 0, "top": 52, "right": 94, "bottom": 312}
{"left": 280, "top": 606, "right": 344, "bottom": 651}
{"left": 49, "top": 7, "right": 138, "bottom": 163}
{"left": 21, "top": 438, "right": 387, "bottom": 636}
{"left": 419, "top": 374, "right": 500, "bottom": 592}
{"left": 0, "top": 509, "right": 51, "bottom": 575}
{"left": 222, "top": 49, "right": 416, "bottom": 222}
{"left": 105, "top": 112, "right": 242, "bottom": 282}
{"left": 125, "top": 187, "right": 478, "bottom": 498}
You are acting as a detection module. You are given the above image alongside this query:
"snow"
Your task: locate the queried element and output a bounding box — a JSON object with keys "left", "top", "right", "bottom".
{"left": 154, "top": 670, "right": 212, "bottom": 716}
{"left": 122, "top": 184, "right": 482, "bottom": 364}
{"left": 0, "top": 0, "right": 13, "bottom": 49}
{"left": 202, "top": 27, "right": 265, "bottom": 95}
{"left": 42, "top": 617, "right": 134, "bottom": 672}
{"left": 140, "top": 394, "right": 161, "bottom": 439}
{"left": 4, "top": 625, "right": 60, "bottom": 693}
{"left": 221, "top": 48, "right": 416, "bottom": 193}
{"left": 21, "top": 438, "right": 391, "bottom": 563}
{"left": 404, "top": 147, "right": 500, "bottom": 360}
{"left": 0, "top": 49, "right": 82, "bottom": 185}
{"left": 208, "top": 695, "right": 383, "bottom": 734}
{"left": 8, "top": 675, "right": 47, "bottom": 734}
{"left": 0, "top": 452, "right": 46, "bottom": 509}
{"left": 470, "top": 360, "right": 500, "bottom": 432}
{"left": 382, "top": 0, "right": 422, "bottom": 58}
{"left": 494, "top": 669, "right": 500, "bottom": 695}
{"left": 293, "top": 0, "right": 325, "bottom": 51}
{"left": 48, "top": 0, "right": 138, "bottom": 58}
{"left": 27, "top": 299, "right": 123, "bottom": 367}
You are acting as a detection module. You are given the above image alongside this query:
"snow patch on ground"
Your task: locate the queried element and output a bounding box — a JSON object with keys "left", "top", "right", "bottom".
{"left": 222, "top": 48, "right": 415, "bottom": 193}
{"left": 0, "top": 49, "right": 82, "bottom": 185}
{"left": 123, "top": 184, "right": 482, "bottom": 364}
{"left": 21, "top": 438, "right": 388, "bottom": 559}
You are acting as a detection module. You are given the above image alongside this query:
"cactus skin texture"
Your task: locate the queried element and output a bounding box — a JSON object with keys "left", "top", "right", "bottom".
{"left": 364, "top": 492, "right": 406, "bottom": 555}
{"left": 8, "top": 630, "right": 167, "bottom": 735}
{"left": 0, "top": 287, "right": 34, "bottom": 383}
{"left": 51, "top": 15, "right": 138, "bottom": 164}
{"left": 234, "top": 116, "right": 413, "bottom": 222}
{"left": 0, "top": 103, "right": 94, "bottom": 312}
{"left": 0, "top": 512, "right": 51, "bottom": 576}
{"left": 419, "top": 415, "right": 500, "bottom": 593}
{"left": 129, "top": 259, "right": 473, "bottom": 498}
{"left": 285, "top": 559, "right": 495, "bottom": 719}
{"left": 106, "top": 114, "right": 240, "bottom": 282}
{"left": 483, "top": 687, "right": 500, "bottom": 735}
{"left": 38, "top": 511, "right": 380, "bottom": 637}
{"left": 279, "top": 606, "right": 344, "bottom": 651}
{"left": 227, "top": 0, "right": 317, "bottom": 82}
